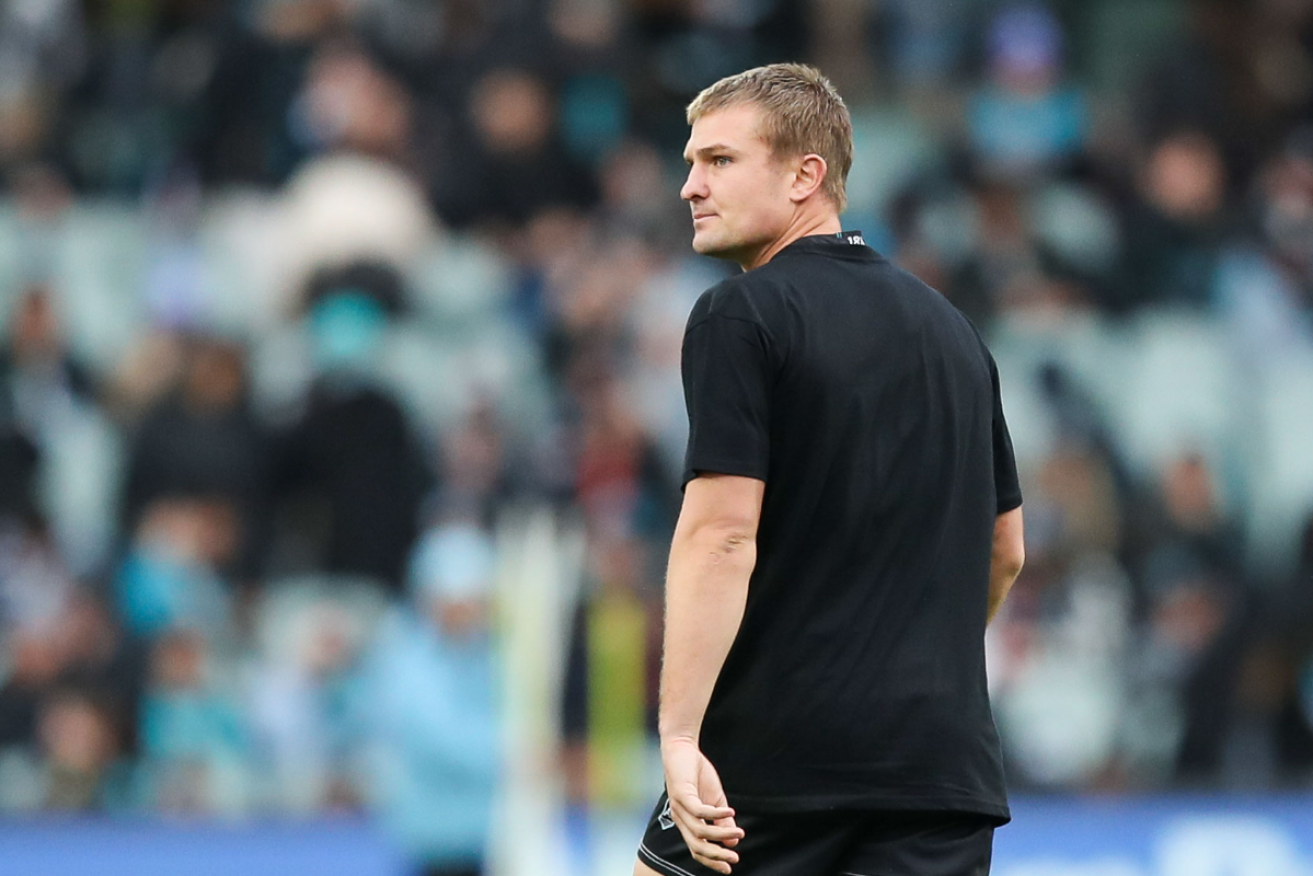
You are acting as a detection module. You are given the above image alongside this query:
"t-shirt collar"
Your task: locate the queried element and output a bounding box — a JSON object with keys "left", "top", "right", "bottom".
{"left": 776, "top": 230, "right": 879, "bottom": 260}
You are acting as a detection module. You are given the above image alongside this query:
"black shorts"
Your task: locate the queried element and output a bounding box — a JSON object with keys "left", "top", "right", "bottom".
{"left": 637, "top": 793, "right": 994, "bottom": 876}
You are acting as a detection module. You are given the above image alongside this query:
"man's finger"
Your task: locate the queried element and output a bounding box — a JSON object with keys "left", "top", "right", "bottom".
{"left": 674, "top": 820, "right": 740, "bottom": 872}
{"left": 688, "top": 819, "right": 744, "bottom": 843}
{"left": 672, "top": 805, "right": 741, "bottom": 852}
{"left": 692, "top": 850, "right": 734, "bottom": 874}
{"left": 671, "top": 803, "right": 713, "bottom": 844}
{"left": 671, "top": 796, "right": 743, "bottom": 841}
{"left": 671, "top": 792, "right": 735, "bottom": 823}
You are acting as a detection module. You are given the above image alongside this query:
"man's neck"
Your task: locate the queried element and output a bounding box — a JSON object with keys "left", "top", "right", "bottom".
{"left": 738, "top": 211, "right": 843, "bottom": 271}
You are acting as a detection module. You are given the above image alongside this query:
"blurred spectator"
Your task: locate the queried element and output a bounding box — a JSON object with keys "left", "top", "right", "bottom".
{"left": 279, "top": 154, "right": 439, "bottom": 305}
{"left": 0, "top": 626, "right": 63, "bottom": 754}
{"left": 427, "top": 402, "right": 513, "bottom": 528}
{"left": 1120, "top": 130, "right": 1230, "bottom": 311}
{"left": 273, "top": 374, "right": 427, "bottom": 589}
{"left": 879, "top": 0, "right": 987, "bottom": 92}
{"left": 359, "top": 505, "right": 501, "bottom": 876}
{"left": 272, "top": 268, "right": 428, "bottom": 589}
{"left": 0, "top": 281, "right": 119, "bottom": 571}
{"left": 1133, "top": 0, "right": 1246, "bottom": 152}
{"left": 300, "top": 259, "right": 407, "bottom": 319}
{"left": 1137, "top": 552, "right": 1249, "bottom": 786}
{"left": 290, "top": 40, "right": 412, "bottom": 162}
{"left": 0, "top": 3, "right": 83, "bottom": 177}
{"left": 247, "top": 592, "right": 370, "bottom": 813}
{"left": 595, "top": 139, "right": 684, "bottom": 245}
{"left": 0, "top": 285, "right": 95, "bottom": 436}
{"left": 53, "top": 589, "right": 148, "bottom": 759}
{"left": 8, "top": 163, "right": 74, "bottom": 283}
{"left": 0, "top": 588, "right": 141, "bottom": 812}
{"left": 508, "top": 206, "right": 595, "bottom": 343}
{"left": 570, "top": 374, "right": 677, "bottom": 547}
{"left": 967, "top": 3, "right": 1088, "bottom": 179}
{"left": 432, "top": 67, "right": 600, "bottom": 230}
{"left": 1253, "top": 133, "right": 1313, "bottom": 310}
{"left": 108, "top": 331, "right": 190, "bottom": 421}
{"left": 142, "top": 167, "right": 211, "bottom": 329}
{"left": 121, "top": 336, "right": 270, "bottom": 581}
{"left": 116, "top": 498, "right": 237, "bottom": 639}
{"left": 0, "top": 413, "right": 41, "bottom": 529}
{"left": 351, "top": 0, "right": 446, "bottom": 65}
{"left": 37, "top": 689, "right": 125, "bottom": 811}
{"left": 990, "top": 440, "right": 1131, "bottom": 788}
{"left": 561, "top": 535, "right": 656, "bottom": 809}
{"left": 0, "top": 515, "right": 74, "bottom": 639}
{"left": 558, "top": 369, "right": 675, "bottom": 810}
{"left": 0, "top": 582, "right": 145, "bottom": 801}
{"left": 993, "top": 553, "right": 1133, "bottom": 789}
{"left": 625, "top": 245, "right": 718, "bottom": 480}
{"left": 139, "top": 627, "right": 247, "bottom": 814}
{"left": 1216, "top": 129, "right": 1313, "bottom": 357}
{"left": 949, "top": 180, "right": 1067, "bottom": 323}
{"left": 187, "top": 3, "right": 318, "bottom": 186}
{"left": 1127, "top": 452, "right": 1243, "bottom": 592}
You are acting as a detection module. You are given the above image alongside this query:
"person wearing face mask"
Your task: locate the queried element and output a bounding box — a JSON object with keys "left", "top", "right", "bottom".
{"left": 358, "top": 508, "right": 502, "bottom": 876}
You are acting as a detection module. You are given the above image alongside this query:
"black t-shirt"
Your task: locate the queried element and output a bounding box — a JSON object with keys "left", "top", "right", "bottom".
{"left": 681, "top": 231, "right": 1021, "bottom": 821}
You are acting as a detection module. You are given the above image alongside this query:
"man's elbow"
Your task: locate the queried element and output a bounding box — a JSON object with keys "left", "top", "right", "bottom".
{"left": 685, "top": 520, "right": 757, "bottom": 557}
{"left": 676, "top": 474, "right": 765, "bottom": 559}
{"left": 999, "top": 545, "right": 1025, "bottom": 582}
{"left": 992, "top": 506, "right": 1025, "bottom": 582}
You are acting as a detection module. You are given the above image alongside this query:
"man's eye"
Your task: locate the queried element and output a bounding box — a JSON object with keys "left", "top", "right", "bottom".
{"left": 713, "top": 156, "right": 731, "bottom": 167}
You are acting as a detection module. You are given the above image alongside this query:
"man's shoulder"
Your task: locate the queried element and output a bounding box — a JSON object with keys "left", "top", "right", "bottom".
{"left": 688, "top": 271, "right": 775, "bottom": 329}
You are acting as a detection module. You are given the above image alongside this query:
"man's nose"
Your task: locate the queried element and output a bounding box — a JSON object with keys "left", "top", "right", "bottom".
{"left": 681, "top": 166, "right": 705, "bottom": 202}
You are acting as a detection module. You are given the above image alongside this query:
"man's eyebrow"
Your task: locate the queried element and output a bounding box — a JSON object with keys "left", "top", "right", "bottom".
{"left": 684, "top": 144, "right": 742, "bottom": 163}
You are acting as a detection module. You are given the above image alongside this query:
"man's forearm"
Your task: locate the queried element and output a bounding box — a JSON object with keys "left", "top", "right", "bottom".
{"left": 986, "top": 563, "right": 1020, "bottom": 624}
{"left": 658, "top": 526, "right": 755, "bottom": 745}
{"left": 986, "top": 507, "right": 1025, "bottom": 624}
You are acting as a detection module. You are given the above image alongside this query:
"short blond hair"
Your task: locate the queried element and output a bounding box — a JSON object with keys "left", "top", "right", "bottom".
{"left": 687, "top": 63, "right": 853, "bottom": 213}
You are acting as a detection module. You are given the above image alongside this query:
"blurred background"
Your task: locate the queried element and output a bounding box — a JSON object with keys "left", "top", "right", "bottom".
{"left": 1, "top": 0, "right": 1313, "bottom": 874}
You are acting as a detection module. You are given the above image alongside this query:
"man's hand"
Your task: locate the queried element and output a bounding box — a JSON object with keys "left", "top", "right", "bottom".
{"left": 661, "top": 737, "right": 744, "bottom": 874}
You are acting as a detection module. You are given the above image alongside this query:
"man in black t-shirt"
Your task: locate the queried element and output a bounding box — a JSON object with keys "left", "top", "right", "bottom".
{"left": 634, "top": 64, "right": 1025, "bottom": 876}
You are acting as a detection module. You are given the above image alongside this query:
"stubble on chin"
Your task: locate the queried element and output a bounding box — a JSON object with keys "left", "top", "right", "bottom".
{"left": 691, "top": 227, "right": 732, "bottom": 257}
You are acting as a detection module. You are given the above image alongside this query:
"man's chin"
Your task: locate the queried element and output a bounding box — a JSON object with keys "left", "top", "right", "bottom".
{"left": 691, "top": 231, "right": 733, "bottom": 258}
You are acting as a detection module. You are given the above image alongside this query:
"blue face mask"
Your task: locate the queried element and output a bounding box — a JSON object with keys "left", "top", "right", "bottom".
{"left": 309, "top": 290, "right": 386, "bottom": 372}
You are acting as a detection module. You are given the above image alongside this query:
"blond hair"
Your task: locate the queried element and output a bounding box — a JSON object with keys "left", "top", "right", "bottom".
{"left": 687, "top": 63, "right": 853, "bottom": 213}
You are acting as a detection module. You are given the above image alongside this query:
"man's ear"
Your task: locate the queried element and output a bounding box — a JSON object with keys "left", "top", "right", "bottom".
{"left": 789, "top": 153, "right": 829, "bottom": 204}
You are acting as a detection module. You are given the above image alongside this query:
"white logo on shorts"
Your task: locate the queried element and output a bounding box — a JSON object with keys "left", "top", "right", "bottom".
{"left": 659, "top": 799, "right": 675, "bottom": 830}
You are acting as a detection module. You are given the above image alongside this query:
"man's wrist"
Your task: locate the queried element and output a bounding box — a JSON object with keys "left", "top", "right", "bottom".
{"left": 659, "top": 729, "right": 700, "bottom": 750}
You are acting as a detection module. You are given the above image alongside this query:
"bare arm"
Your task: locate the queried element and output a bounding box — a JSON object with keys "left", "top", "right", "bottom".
{"left": 987, "top": 506, "right": 1025, "bottom": 624}
{"left": 659, "top": 474, "right": 763, "bottom": 744}
{"left": 658, "top": 473, "right": 762, "bottom": 874}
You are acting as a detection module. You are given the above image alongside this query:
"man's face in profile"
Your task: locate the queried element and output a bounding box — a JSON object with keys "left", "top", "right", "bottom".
{"left": 681, "top": 103, "right": 795, "bottom": 264}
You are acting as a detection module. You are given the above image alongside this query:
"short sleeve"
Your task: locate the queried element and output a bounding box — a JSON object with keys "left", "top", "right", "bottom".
{"left": 681, "top": 312, "right": 774, "bottom": 487}
{"left": 989, "top": 355, "right": 1023, "bottom": 513}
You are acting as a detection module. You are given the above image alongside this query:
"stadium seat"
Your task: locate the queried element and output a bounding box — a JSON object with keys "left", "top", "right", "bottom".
{"left": 1110, "top": 311, "right": 1242, "bottom": 481}
{"left": 409, "top": 233, "right": 515, "bottom": 325}
{"left": 36, "top": 403, "right": 123, "bottom": 576}
{"left": 52, "top": 204, "right": 150, "bottom": 373}
{"left": 199, "top": 193, "right": 289, "bottom": 335}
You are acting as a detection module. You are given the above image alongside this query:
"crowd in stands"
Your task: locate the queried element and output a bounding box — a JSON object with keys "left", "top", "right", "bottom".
{"left": 3, "top": 0, "right": 1313, "bottom": 871}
